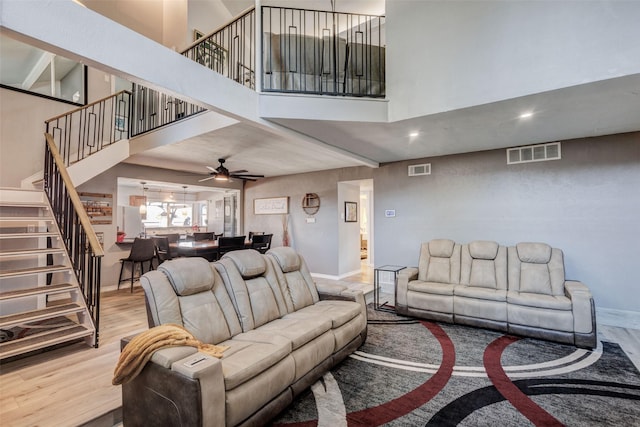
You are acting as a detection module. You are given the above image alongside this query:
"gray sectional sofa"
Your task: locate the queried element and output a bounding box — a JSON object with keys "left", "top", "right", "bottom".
{"left": 122, "top": 247, "right": 367, "bottom": 427}
{"left": 396, "top": 239, "right": 596, "bottom": 349}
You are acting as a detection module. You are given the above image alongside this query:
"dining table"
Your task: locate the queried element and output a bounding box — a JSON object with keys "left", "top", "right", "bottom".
{"left": 169, "top": 239, "right": 251, "bottom": 260}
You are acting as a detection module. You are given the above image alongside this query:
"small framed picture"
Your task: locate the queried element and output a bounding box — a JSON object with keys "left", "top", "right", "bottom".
{"left": 345, "top": 201, "right": 358, "bottom": 222}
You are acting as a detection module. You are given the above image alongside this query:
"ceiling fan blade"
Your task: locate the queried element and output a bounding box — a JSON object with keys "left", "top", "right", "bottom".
{"left": 206, "top": 166, "right": 217, "bottom": 172}
{"left": 231, "top": 174, "right": 265, "bottom": 178}
{"left": 229, "top": 169, "right": 248, "bottom": 174}
{"left": 198, "top": 176, "right": 216, "bottom": 182}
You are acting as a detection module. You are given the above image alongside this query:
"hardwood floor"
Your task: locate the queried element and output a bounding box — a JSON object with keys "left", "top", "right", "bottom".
{"left": 1, "top": 266, "right": 638, "bottom": 427}
{"left": 0, "top": 287, "right": 147, "bottom": 427}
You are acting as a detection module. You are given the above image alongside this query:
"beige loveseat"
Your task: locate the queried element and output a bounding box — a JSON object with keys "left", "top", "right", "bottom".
{"left": 122, "top": 247, "right": 367, "bottom": 426}
{"left": 396, "top": 239, "right": 596, "bottom": 349}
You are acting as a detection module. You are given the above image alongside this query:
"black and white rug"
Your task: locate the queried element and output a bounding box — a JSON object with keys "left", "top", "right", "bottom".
{"left": 272, "top": 307, "right": 640, "bottom": 426}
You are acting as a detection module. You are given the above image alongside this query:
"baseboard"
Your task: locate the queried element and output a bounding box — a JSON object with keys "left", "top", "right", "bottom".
{"left": 596, "top": 307, "right": 640, "bottom": 330}
{"left": 311, "top": 269, "right": 362, "bottom": 281}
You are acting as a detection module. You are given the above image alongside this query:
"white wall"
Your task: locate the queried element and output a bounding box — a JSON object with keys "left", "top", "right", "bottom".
{"left": 386, "top": 0, "right": 640, "bottom": 121}
{"left": 338, "top": 182, "right": 361, "bottom": 277}
{"left": 0, "top": 68, "right": 111, "bottom": 188}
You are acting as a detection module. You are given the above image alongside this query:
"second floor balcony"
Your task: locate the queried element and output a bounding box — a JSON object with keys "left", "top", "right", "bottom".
{"left": 182, "top": 5, "right": 385, "bottom": 98}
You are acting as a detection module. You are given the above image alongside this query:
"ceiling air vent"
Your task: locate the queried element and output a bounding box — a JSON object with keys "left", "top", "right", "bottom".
{"left": 507, "top": 142, "right": 561, "bottom": 165}
{"left": 408, "top": 163, "right": 431, "bottom": 176}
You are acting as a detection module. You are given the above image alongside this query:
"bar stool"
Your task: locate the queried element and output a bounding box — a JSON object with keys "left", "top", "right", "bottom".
{"left": 118, "top": 237, "right": 156, "bottom": 292}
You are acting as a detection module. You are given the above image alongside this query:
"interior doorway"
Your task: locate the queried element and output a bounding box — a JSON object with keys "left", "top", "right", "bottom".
{"left": 337, "top": 179, "right": 374, "bottom": 279}
{"left": 359, "top": 180, "right": 373, "bottom": 266}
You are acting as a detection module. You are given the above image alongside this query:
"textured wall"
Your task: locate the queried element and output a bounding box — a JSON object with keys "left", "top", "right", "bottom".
{"left": 246, "top": 133, "right": 639, "bottom": 312}
{"left": 374, "top": 133, "right": 640, "bottom": 312}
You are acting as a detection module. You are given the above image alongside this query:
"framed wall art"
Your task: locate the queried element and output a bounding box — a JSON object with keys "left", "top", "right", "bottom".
{"left": 345, "top": 201, "right": 358, "bottom": 222}
{"left": 254, "top": 197, "right": 289, "bottom": 215}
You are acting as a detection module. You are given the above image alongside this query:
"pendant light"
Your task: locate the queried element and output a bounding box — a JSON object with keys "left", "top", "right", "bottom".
{"left": 139, "top": 182, "right": 147, "bottom": 216}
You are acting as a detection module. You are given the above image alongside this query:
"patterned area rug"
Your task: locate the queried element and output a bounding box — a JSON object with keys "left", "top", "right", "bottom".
{"left": 271, "top": 307, "right": 640, "bottom": 426}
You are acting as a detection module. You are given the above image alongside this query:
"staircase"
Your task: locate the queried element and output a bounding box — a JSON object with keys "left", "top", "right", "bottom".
{"left": 0, "top": 188, "right": 96, "bottom": 360}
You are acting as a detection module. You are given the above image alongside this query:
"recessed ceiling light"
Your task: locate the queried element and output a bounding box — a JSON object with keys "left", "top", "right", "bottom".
{"left": 409, "top": 131, "right": 419, "bottom": 137}
{"left": 519, "top": 111, "right": 534, "bottom": 119}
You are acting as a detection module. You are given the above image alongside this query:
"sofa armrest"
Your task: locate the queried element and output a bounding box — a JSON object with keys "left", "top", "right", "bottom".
{"left": 396, "top": 267, "right": 418, "bottom": 307}
{"left": 123, "top": 349, "right": 226, "bottom": 427}
{"left": 565, "top": 280, "right": 595, "bottom": 335}
{"left": 318, "top": 284, "right": 366, "bottom": 318}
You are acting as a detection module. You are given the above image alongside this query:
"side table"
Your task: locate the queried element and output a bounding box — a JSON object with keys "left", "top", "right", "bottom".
{"left": 374, "top": 265, "right": 406, "bottom": 312}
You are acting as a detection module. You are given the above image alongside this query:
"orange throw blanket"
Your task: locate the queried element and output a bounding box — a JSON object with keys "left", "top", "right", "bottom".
{"left": 112, "top": 324, "right": 228, "bottom": 385}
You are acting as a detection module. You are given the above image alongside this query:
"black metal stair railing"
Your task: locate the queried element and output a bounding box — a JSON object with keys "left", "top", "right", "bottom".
{"left": 44, "top": 133, "right": 103, "bottom": 347}
{"left": 45, "top": 90, "right": 131, "bottom": 167}
{"left": 182, "top": 8, "right": 256, "bottom": 89}
{"left": 129, "top": 84, "right": 206, "bottom": 137}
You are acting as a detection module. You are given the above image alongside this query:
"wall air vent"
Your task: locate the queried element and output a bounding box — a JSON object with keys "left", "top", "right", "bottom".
{"left": 507, "top": 142, "right": 561, "bottom": 165}
{"left": 408, "top": 163, "right": 431, "bottom": 176}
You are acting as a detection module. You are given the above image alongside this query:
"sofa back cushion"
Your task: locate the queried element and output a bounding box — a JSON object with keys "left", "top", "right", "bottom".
{"left": 142, "top": 258, "right": 242, "bottom": 344}
{"left": 508, "top": 242, "right": 566, "bottom": 295}
{"left": 267, "top": 247, "right": 319, "bottom": 312}
{"left": 418, "top": 239, "right": 461, "bottom": 284}
{"left": 461, "top": 241, "right": 507, "bottom": 289}
{"left": 215, "top": 250, "right": 289, "bottom": 332}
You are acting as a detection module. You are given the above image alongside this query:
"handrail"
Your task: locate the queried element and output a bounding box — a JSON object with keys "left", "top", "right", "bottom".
{"left": 44, "top": 90, "right": 132, "bottom": 124}
{"left": 45, "top": 133, "right": 104, "bottom": 257}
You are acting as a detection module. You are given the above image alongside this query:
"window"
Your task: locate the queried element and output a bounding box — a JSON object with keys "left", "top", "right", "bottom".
{"left": 142, "top": 202, "right": 193, "bottom": 228}
{"left": 0, "top": 34, "right": 86, "bottom": 106}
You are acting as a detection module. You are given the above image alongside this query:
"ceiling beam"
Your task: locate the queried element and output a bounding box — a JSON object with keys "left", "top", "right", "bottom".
{"left": 21, "top": 51, "right": 54, "bottom": 91}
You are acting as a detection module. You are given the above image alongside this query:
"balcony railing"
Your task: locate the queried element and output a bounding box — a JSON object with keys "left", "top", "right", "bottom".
{"left": 262, "top": 6, "right": 385, "bottom": 97}
{"left": 182, "top": 8, "right": 256, "bottom": 89}
{"left": 130, "top": 84, "right": 206, "bottom": 137}
{"left": 182, "top": 6, "right": 385, "bottom": 98}
{"left": 45, "top": 91, "right": 131, "bottom": 167}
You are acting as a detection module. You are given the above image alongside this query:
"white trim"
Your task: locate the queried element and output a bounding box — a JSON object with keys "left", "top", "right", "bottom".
{"left": 596, "top": 307, "right": 640, "bottom": 330}
{"left": 311, "top": 269, "right": 362, "bottom": 281}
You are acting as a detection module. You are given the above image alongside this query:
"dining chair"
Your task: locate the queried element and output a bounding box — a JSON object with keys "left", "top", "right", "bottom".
{"left": 251, "top": 233, "right": 273, "bottom": 254}
{"left": 151, "top": 236, "right": 172, "bottom": 267}
{"left": 118, "top": 237, "right": 157, "bottom": 292}
{"left": 217, "top": 235, "right": 246, "bottom": 259}
{"left": 248, "top": 231, "right": 264, "bottom": 241}
{"left": 158, "top": 233, "right": 180, "bottom": 258}
{"left": 194, "top": 232, "right": 214, "bottom": 241}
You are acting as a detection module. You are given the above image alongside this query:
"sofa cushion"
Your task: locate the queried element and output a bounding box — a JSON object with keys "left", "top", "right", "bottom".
{"left": 224, "top": 250, "right": 266, "bottom": 278}
{"left": 222, "top": 335, "right": 292, "bottom": 391}
{"left": 254, "top": 317, "right": 332, "bottom": 350}
{"left": 287, "top": 300, "right": 361, "bottom": 328}
{"left": 516, "top": 242, "right": 552, "bottom": 264}
{"left": 409, "top": 280, "right": 455, "bottom": 296}
{"left": 507, "top": 291, "right": 572, "bottom": 310}
{"left": 159, "top": 257, "right": 214, "bottom": 296}
{"left": 455, "top": 285, "right": 506, "bottom": 302}
{"left": 519, "top": 263, "right": 553, "bottom": 294}
{"left": 429, "top": 239, "right": 455, "bottom": 258}
{"left": 268, "top": 246, "right": 301, "bottom": 273}
{"left": 469, "top": 241, "right": 499, "bottom": 260}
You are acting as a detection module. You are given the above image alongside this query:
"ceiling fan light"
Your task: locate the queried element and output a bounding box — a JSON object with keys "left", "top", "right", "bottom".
{"left": 214, "top": 175, "right": 229, "bottom": 181}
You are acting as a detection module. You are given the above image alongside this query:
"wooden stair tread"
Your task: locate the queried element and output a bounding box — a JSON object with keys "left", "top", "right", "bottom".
{"left": 0, "top": 265, "right": 70, "bottom": 278}
{"left": 0, "top": 201, "right": 48, "bottom": 208}
{"left": 0, "top": 248, "right": 66, "bottom": 257}
{"left": 0, "top": 283, "right": 76, "bottom": 300}
{"left": 0, "top": 324, "right": 92, "bottom": 359}
{"left": 0, "top": 232, "right": 58, "bottom": 239}
{"left": 0, "top": 303, "right": 83, "bottom": 328}
{"left": 0, "top": 216, "right": 54, "bottom": 221}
